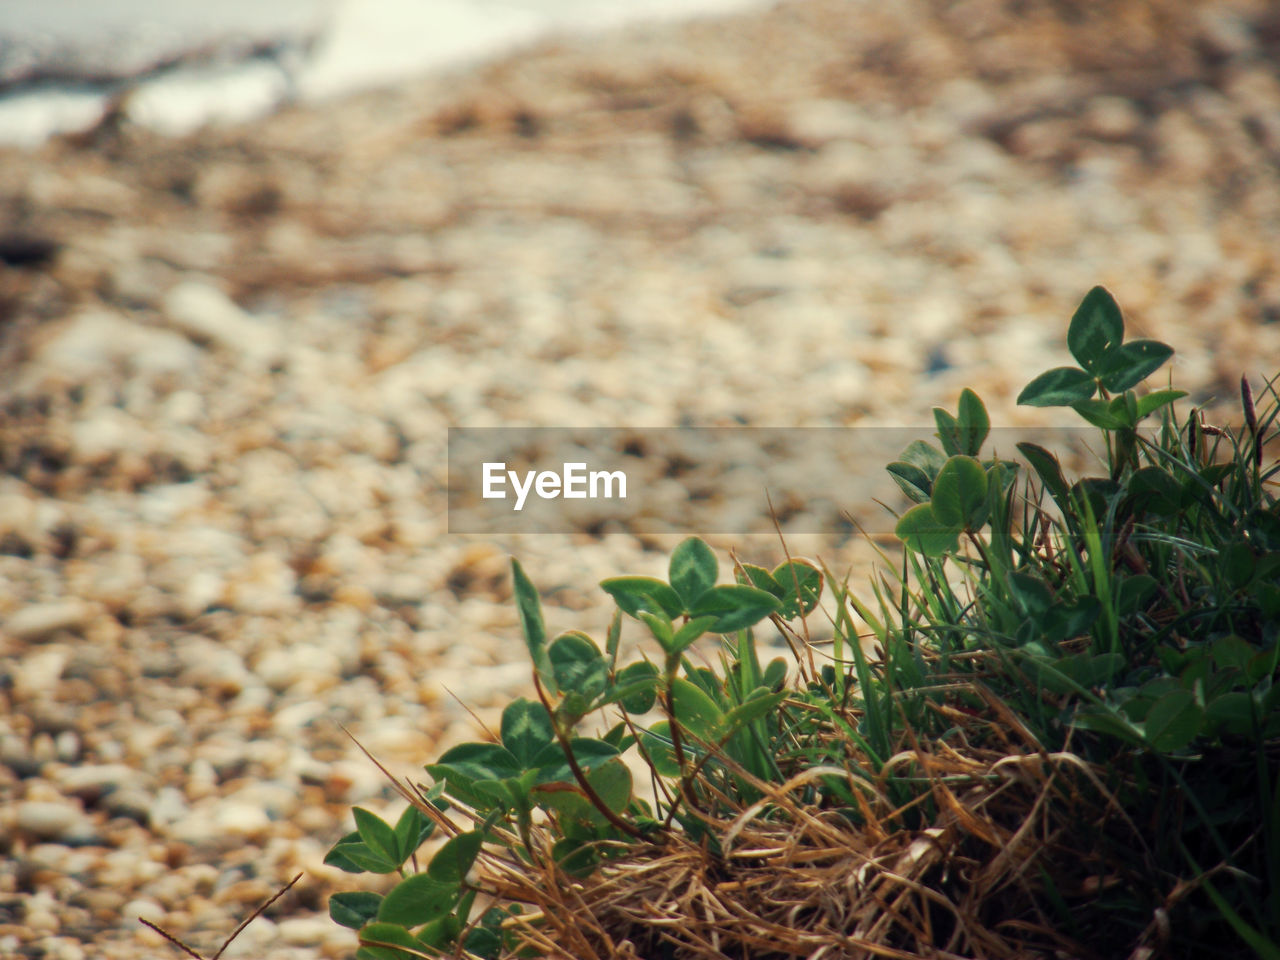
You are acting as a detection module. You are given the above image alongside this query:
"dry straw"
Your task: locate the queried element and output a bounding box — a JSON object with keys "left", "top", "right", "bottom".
{"left": 466, "top": 706, "right": 1145, "bottom": 960}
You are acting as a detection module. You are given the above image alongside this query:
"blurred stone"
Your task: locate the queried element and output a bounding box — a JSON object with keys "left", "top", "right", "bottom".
{"left": 123, "top": 898, "right": 165, "bottom": 927}
{"left": 25, "top": 311, "right": 200, "bottom": 384}
{"left": 164, "top": 280, "right": 284, "bottom": 365}
{"left": 15, "top": 800, "right": 88, "bottom": 840}
{"left": 4, "top": 601, "right": 92, "bottom": 641}
{"left": 277, "top": 916, "right": 332, "bottom": 946}
{"left": 55, "top": 763, "right": 146, "bottom": 797}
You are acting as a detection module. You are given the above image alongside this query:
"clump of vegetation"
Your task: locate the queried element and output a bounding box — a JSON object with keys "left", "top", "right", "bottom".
{"left": 325, "top": 288, "right": 1279, "bottom": 959}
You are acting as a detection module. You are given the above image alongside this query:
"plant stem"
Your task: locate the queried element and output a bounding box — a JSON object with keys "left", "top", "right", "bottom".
{"left": 663, "top": 654, "right": 702, "bottom": 817}
{"left": 531, "top": 672, "right": 650, "bottom": 841}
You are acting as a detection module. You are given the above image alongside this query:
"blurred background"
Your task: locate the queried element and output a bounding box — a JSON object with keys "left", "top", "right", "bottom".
{"left": 0, "top": 0, "right": 770, "bottom": 143}
{"left": 2, "top": 1, "right": 1279, "bottom": 957}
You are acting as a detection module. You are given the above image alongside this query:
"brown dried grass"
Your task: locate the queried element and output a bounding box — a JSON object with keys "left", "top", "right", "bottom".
{"left": 467, "top": 706, "right": 1147, "bottom": 960}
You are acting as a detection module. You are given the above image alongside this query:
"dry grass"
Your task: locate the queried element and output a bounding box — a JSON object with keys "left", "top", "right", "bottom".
{"left": 468, "top": 707, "right": 1146, "bottom": 960}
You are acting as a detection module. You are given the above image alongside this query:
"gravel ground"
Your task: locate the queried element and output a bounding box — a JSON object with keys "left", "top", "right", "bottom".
{"left": 2, "top": 0, "right": 1279, "bottom": 957}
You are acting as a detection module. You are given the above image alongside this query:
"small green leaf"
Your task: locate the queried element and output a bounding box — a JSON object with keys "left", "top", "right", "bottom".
{"left": 668, "top": 537, "right": 719, "bottom": 608}
{"left": 722, "top": 690, "right": 787, "bottom": 734}
{"left": 471, "top": 778, "right": 523, "bottom": 809}
{"left": 688, "top": 584, "right": 781, "bottom": 633}
{"left": 377, "top": 873, "right": 458, "bottom": 926}
{"left": 638, "top": 610, "right": 675, "bottom": 650}
{"left": 762, "top": 657, "right": 788, "bottom": 690}
{"left": 683, "top": 665, "right": 725, "bottom": 707}
{"left": 600, "top": 576, "right": 684, "bottom": 619}
{"left": 894, "top": 502, "right": 960, "bottom": 557}
{"left": 1072, "top": 707, "right": 1144, "bottom": 745}
{"left": 771, "top": 559, "right": 823, "bottom": 618}
{"left": 530, "top": 738, "right": 619, "bottom": 784}
{"left": 464, "top": 925, "right": 503, "bottom": 960}
{"left": 933, "top": 407, "right": 963, "bottom": 457}
{"left": 1205, "top": 691, "right": 1257, "bottom": 738}
{"left": 325, "top": 831, "right": 369, "bottom": 873}
{"left": 414, "top": 915, "right": 463, "bottom": 951}
{"left": 330, "top": 891, "right": 383, "bottom": 930}
{"left": 1135, "top": 388, "right": 1186, "bottom": 418}
{"left": 585, "top": 756, "right": 633, "bottom": 816}
{"left": 979, "top": 458, "right": 1016, "bottom": 530}
{"left": 670, "top": 615, "right": 719, "bottom": 654}
{"left": 1017, "top": 366, "right": 1096, "bottom": 407}
{"left": 898, "top": 439, "right": 947, "bottom": 479}
{"left": 956, "top": 388, "right": 990, "bottom": 456}
{"left": 1143, "top": 688, "right": 1203, "bottom": 752}
{"left": 1068, "top": 286, "right": 1125, "bottom": 373}
{"left": 886, "top": 460, "right": 933, "bottom": 503}
{"left": 465, "top": 906, "right": 513, "bottom": 959}
{"left": 1070, "top": 398, "right": 1129, "bottom": 430}
{"left": 501, "top": 698, "right": 555, "bottom": 769}
{"left": 391, "top": 805, "right": 434, "bottom": 865}
{"left": 1044, "top": 596, "right": 1101, "bottom": 645}
{"left": 427, "top": 742, "right": 522, "bottom": 786}
{"left": 605, "top": 608, "right": 622, "bottom": 667}
{"left": 1009, "top": 572, "right": 1053, "bottom": 616}
{"left": 930, "top": 455, "right": 988, "bottom": 529}
{"left": 1099, "top": 340, "right": 1174, "bottom": 392}
{"left": 1016, "top": 442, "right": 1070, "bottom": 505}
{"left": 511, "top": 559, "right": 550, "bottom": 677}
{"left": 601, "top": 721, "right": 631, "bottom": 749}
{"left": 612, "top": 660, "right": 660, "bottom": 714}
{"left": 353, "top": 808, "right": 400, "bottom": 866}
{"left": 330, "top": 842, "right": 399, "bottom": 874}
{"left": 670, "top": 677, "right": 727, "bottom": 743}
{"left": 548, "top": 631, "right": 609, "bottom": 702}
{"left": 428, "top": 830, "right": 485, "bottom": 885}
{"left": 1210, "top": 635, "right": 1255, "bottom": 672}
{"left": 1070, "top": 477, "right": 1121, "bottom": 521}
{"left": 1128, "top": 466, "right": 1182, "bottom": 515}
{"left": 985, "top": 457, "right": 1019, "bottom": 489}
{"left": 737, "top": 563, "right": 782, "bottom": 594}
{"left": 639, "top": 721, "right": 682, "bottom": 777}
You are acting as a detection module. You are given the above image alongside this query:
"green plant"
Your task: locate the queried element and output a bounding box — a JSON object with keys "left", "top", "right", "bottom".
{"left": 325, "top": 286, "right": 1279, "bottom": 960}
{"left": 882, "top": 286, "right": 1280, "bottom": 955}
{"left": 324, "top": 539, "right": 825, "bottom": 958}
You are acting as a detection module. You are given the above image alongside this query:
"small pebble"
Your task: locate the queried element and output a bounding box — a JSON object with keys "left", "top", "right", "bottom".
{"left": 15, "top": 801, "right": 87, "bottom": 841}
{"left": 42, "top": 938, "right": 86, "bottom": 960}
{"left": 277, "top": 916, "right": 333, "bottom": 946}
{"left": 26, "top": 907, "right": 60, "bottom": 934}
{"left": 4, "top": 602, "right": 91, "bottom": 642}
{"left": 164, "top": 280, "right": 283, "bottom": 366}
{"left": 55, "top": 731, "right": 80, "bottom": 763}
{"left": 104, "top": 789, "right": 153, "bottom": 826}
{"left": 124, "top": 898, "right": 166, "bottom": 927}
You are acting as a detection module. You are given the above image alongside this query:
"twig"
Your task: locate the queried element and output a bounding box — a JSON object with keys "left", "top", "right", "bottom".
{"left": 143, "top": 871, "right": 303, "bottom": 960}
{"left": 212, "top": 872, "right": 303, "bottom": 960}
{"left": 138, "top": 919, "right": 204, "bottom": 960}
